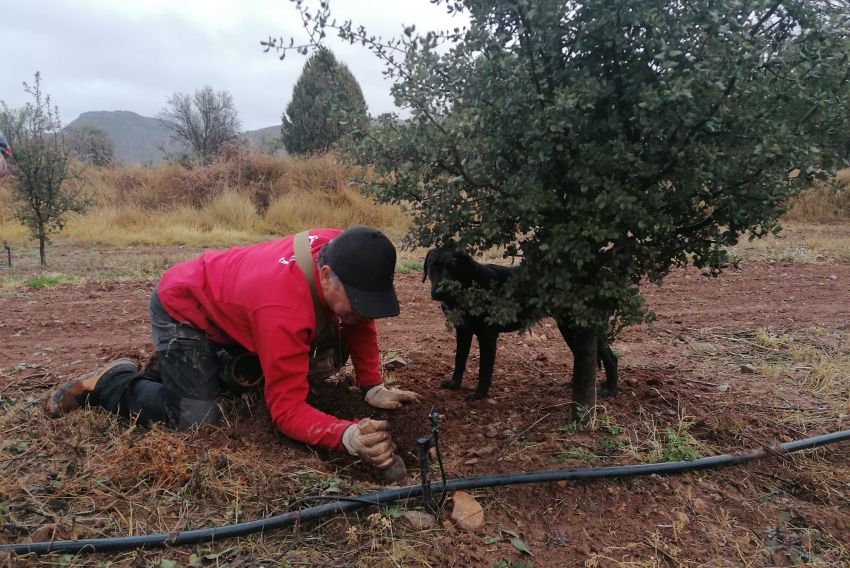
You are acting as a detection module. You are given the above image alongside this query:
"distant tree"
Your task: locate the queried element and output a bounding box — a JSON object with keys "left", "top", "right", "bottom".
{"left": 158, "top": 86, "right": 241, "bottom": 163}
{"left": 0, "top": 72, "right": 87, "bottom": 266}
{"left": 66, "top": 124, "right": 114, "bottom": 167}
{"left": 281, "top": 47, "right": 368, "bottom": 155}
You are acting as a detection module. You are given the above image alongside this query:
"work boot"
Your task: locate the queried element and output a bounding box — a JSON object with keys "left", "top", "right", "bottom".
{"left": 45, "top": 358, "right": 137, "bottom": 417}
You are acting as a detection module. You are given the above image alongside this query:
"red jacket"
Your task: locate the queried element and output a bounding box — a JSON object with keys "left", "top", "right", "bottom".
{"left": 156, "top": 228, "right": 383, "bottom": 449}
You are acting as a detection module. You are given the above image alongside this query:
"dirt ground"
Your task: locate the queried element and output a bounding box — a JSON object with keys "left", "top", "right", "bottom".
{"left": 1, "top": 246, "right": 849, "bottom": 567}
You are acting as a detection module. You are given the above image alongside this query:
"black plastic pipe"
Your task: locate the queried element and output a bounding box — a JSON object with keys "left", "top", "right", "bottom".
{"left": 2, "top": 428, "right": 848, "bottom": 555}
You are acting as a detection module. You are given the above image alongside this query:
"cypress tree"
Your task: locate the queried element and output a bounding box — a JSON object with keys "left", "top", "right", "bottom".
{"left": 282, "top": 48, "right": 368, "bottom": 155}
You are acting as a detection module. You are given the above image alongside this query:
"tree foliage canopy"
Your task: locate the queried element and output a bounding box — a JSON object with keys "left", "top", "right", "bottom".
{"left": 281, "top": 47, "right": 369, "bottom": 155}
{"left": 274, "top": 0, "right": 850, "bottom": 413}
{"left": 286, "top": 0, "right": 850, "bottom": 324}
{"left": 158, "top": 86, "right": 241, "bottom": 164}
{"left": 0, "top": 72, "right": 87, "bottom": 265}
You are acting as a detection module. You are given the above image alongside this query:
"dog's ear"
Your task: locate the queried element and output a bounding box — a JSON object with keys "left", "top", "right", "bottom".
{"left": 422, "top": 249, "right": 433, "bottom": 283}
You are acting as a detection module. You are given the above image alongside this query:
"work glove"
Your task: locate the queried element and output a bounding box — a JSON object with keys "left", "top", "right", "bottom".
{"left": 364, "top": 384, "right": 422, "bottom": 410}
{"left": 341, "top": 418, "right": 396, "bottom": 469}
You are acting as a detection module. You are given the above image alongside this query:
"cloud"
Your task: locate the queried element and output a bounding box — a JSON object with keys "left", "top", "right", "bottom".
{"left": 1, "top": 0, "right": 467, "bottom": 130}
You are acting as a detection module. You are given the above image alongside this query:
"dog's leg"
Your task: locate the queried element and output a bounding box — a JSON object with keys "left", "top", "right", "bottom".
{"left": 442, "top": 327, "right": 473, "bottom": 391}
{"left": 470, "top": 328, "right": 499, "bottom": 400}
{"left": 597, "top": 338, "right": 619, "bottom": 396}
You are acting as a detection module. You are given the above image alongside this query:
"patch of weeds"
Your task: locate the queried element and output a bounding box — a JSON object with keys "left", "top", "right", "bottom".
{"left": 396, "top": 261, "right": 423, "bottom": 274}
{"left": 26, "top": 273, "right": 75, "bottom": 288}
{"left": 491, "top": 561, "right": 534, "bottom": 568}
{"left": 660, "top": 427, "right": 703, "bottom": 462}
{"left": 485, "top": 529, "right": 534, "bottom": 559}
{"left": 292, "top": 470, "right": 347, "bottom": 495}
{"left": 551, "top": 446, "right": 599, "bottom": 463}
{"left": 596, "top": 437, "right": 624, "bottom": 451}
{"left": 381, "top": 504, "right": 404, "bottom": 519}
{"left": 755, "top": 328, "right": 792, "bottom": 349}
{"left": 629, "top": 404, "right": 709, "bottom": 463}
{"left": 1, "top": 439, "right": 31, "bottom": 454}
{"left": 135, "top": 255, "right": 173, "bottom": 279}
{"left": 556, "top": 421, "right": 579, "bottom": 434}
{"left": 595, "top": 415, "right": 624, "bottom": 435}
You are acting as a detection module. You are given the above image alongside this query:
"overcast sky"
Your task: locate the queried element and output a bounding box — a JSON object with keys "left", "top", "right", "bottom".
{"left": 1, "top": 0, "right": 466, "bottom": 131}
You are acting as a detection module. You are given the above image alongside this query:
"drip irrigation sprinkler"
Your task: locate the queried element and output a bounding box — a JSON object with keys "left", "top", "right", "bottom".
{"left": 1, "top": 419, "right": 848, "bottom": 556}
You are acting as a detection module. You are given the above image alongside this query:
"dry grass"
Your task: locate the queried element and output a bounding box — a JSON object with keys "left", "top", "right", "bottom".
{"left": 689, "top": 328, "right": 850, "bottom": 430}
{"left": 0, "top": 153, "right": 410, "bottom": 249}
{"left": 4, "top": 158, "right": 849, "bottom": 256}
{"left": 784, "top": 169, "right": 850, "bottom": 223}
{"left": 729, "top": 223, "right": 850, "bottom": 263}
{"left": 0, "top": 389, "right": 435, "bottom": 567}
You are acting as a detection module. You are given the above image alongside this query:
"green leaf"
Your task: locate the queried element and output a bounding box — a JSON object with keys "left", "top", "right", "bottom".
{"left": 511, "top": 537, "right": 533, "bottom": 555}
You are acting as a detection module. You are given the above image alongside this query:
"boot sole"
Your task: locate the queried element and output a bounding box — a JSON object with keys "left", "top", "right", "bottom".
{"left": 45, "top": 358, "right": 137, "bottom": 417}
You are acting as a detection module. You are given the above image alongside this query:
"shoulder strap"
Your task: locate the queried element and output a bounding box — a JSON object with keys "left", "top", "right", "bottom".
{"left": 293, "top": 230, "right": 328, "bottom": 337}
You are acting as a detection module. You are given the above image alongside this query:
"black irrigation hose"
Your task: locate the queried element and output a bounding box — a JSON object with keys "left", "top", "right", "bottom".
{"left": 2, "top": 428, "right": 849, "bottom": 556}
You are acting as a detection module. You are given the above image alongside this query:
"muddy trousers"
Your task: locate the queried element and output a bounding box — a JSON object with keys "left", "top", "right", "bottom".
{"left": 88, "top": 287, "right": 227, "bottom": 431}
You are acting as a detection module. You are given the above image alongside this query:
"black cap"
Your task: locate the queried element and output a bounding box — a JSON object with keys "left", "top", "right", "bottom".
{"left": 326, "top": 226, "right": 399, "bottom": 319}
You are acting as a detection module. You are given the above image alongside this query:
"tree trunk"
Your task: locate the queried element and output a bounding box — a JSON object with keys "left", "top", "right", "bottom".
{"left": 559, "top": 325, "right": 598, "bottom": 425}
{"left": 38, "top": 227, "right": 46, "bottom": 266}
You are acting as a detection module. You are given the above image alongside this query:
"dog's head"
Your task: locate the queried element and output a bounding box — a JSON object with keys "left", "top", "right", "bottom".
{"left": 422, "top": 245, "right": 478, "bottom": 302}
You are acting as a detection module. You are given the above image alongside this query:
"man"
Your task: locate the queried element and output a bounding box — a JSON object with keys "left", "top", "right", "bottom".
{"left": 46, "top": 226, "right": 421, "bottom": 471}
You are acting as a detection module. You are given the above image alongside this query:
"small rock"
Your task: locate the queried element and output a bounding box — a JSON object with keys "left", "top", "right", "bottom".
{"left": 29, "top": 524, "right": 60, "bottom": 543}
{"left": 486, "top": 398, "right": 498, "bottom": 405}
{"left": 691, "top": 498, "right": 710, "bottom": 514}
{"left": 694, "top": 342, "right": 717, "bottom": 354}
{"left": 383, "top": 356, "right": 408, "bottom": 371}
{"left": 740, "top": 364, "right": 757, "bottom": 374}
{"left": 485, "top": 427, "right": 498, "bottom": 438}
{"left": 464, "top": 458, "right": 479, "bottom": 465}
{"left": 477, "top": 445, "right": 497, "bottom": 456}
{"left": 717, "top": 383, "right": 731, "bottom": 392}
{"left": 828, "top": 274, "right": 837, "bottom": 280}
{"left": 401, "top": 510, "right": 437, "bottom": 530}
{"left": 450, "top": 491, "right": 485, "bottom": 532}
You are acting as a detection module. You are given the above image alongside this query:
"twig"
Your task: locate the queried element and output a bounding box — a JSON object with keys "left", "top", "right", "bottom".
{"left": 495, "top": 413, "right": 550, "bottom": 461}
{"left": 737, "top": 401, "right": 832, "bottom": 413}
{"left": 507, "top": 344, "right": 556, "bottom": 380}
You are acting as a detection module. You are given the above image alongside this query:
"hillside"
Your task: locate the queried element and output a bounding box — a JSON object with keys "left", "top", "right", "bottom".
{"left": 66, "top": 111, "right": 177, "bottom": 165}
{"left": 66, "top": 111, "right": 283, "bottom": 164}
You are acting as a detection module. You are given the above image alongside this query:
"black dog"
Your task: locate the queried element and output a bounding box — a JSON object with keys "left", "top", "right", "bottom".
{"left": 423, "top": 246, "right": 618, "bottom": 400}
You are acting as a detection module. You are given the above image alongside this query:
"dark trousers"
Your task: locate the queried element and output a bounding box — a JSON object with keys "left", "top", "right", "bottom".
{"left": 90, "top": 287, "right": 225, "bottom": 430}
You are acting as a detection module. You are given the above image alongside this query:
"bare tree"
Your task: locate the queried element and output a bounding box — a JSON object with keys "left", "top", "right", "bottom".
{"left": 157, "top": 86, "right": 241, "bottom": 163}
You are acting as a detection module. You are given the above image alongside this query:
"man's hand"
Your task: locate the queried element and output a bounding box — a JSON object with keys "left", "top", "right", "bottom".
{"left": 341, "top": 418, "right": 396, "bottom": 469}
{"left": 364, "top": 384, "right": 422, "bottom": 410}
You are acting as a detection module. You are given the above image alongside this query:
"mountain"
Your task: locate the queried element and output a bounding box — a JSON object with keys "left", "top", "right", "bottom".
{"left": 242, "top": 125, "right": 283, "bottom": 154}
{"left": 66, "top": 111, "right": 176, "bottom": 165}
{"left": 66, "top": 111, "right": 283, "bottom": 164}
